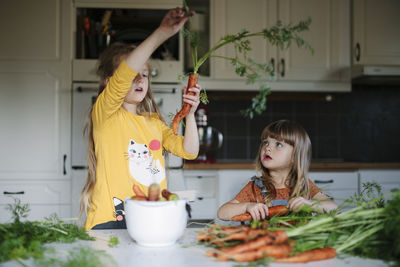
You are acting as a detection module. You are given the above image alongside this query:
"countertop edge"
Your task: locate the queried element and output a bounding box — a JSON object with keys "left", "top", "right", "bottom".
{"left": 183, "top": 162, "right": 400, "bottom": 171}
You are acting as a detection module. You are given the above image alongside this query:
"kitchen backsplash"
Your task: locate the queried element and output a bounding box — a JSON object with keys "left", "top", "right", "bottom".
{"left": 205, "top": 84, "right": 400, "bottom": 163}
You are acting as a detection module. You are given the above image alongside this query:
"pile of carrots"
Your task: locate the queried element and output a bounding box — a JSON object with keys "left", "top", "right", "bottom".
{"left": 131, "top": 183, "right": 179, "bottom": 201}
{"left": 197, "top": 223, "right": 336, "bottom": 263}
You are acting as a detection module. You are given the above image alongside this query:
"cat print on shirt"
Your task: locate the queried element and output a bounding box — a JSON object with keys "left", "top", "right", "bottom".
{"left": 127, "top": 139, "right": 165, "bottom": 186}
{"left": 113, "top": 197, "right": 125, "bottom": 221}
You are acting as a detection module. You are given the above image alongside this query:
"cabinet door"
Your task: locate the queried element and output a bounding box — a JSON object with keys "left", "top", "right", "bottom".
{"left": 210, "top": 0, "right": 276, "bottom": 79}
{"left": 359, "top": 170, "right": 400, "bottom": 199}
{"left": 183, "top": 170, "right": 218, "bottom": 219}
{"left": 308, "top": 172, "right": 358, "bottom": 207}
{"left": 211, "top": 0, "right": 350, "bottom": 83}
{"left": 278, "top": 0, "right": 350, "bottom": 82}
{"left": 353, "top": 0, "right": 400, "bottom": 65}
{"left": 0, "top": 179, "right": 71, "bottom": 222}
{"left": 217, "top": 170, "right": 257, "bottom": 208}
{"left": 0, "top": 0, "right": 71, "bottom": 180}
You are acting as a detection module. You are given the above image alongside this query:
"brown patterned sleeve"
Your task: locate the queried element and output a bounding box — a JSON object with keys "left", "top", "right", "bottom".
{"left": 308, "top": 179, "right": 321, "bottom": 198}
{"left": 234, "top": 181, "right": 258, "bottom": 203}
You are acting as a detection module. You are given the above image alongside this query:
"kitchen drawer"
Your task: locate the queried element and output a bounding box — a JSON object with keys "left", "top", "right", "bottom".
{"left": 326, "top": 190, "right": 357, "bottom": 207}
{"left": 309, "top": 172, "right": 358, "bottom": 191}
{"left": 0, "top": 180, "right": 71, "bottom": 205}
{"left": 0, "top": 204, "right": 71, "bottom": 223}
{"left": 359, "top": 170, "right": 400, "bottom": 184}
{"left": 189, "top": 197, "right": 217, "bottom": 220}
{"left": 359, "top": 170, "right": 400, "bottom": 198}
{"left": 184, "top": 170, "right": 218, "bottom": 198}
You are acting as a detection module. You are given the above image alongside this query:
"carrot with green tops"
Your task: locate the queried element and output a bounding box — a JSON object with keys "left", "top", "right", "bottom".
{"left": 172, "top": 73, "right": 199, "bottom": 135}
{"left": 147, "top": 183, "right": 160, "bottom": 201}
{"left": 231, "top": 205, "right": 289, "bottom": 222}
{"left": 274, "top": 247, "right": 336, "bottom": 263}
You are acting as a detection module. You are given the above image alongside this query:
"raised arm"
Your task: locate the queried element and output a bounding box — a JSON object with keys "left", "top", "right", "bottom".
{"left": 126, "top": 7, "right": 193, "bottom": 72}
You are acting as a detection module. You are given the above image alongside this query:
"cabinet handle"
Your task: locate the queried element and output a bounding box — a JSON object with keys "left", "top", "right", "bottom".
{"left": 197, "top": 197, "right": 204, "bottom": 200}
{"left": 280, "top": 58, "right": 285, "bottom": 77}
{"left": 4, "top": 191, "right": 25, "bottom": 195}
{"left": 196, "top": 176, "right": 203, "bottom": 179}
{"left": 270, "top": 58, "right": 275, "bottom": 75}
{"left": 314, "top": 179, "right": 334, "bottom": 184}
{"left": 63, "top": 154, "right": 67, "bottom": 175}
{"left": 355, "top": 43, "right": 361, "bottom": 62}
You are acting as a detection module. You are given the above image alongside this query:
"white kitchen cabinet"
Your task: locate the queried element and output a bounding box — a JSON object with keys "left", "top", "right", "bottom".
{"left": 210, "top": 0, "right": 350, "bottom": 91}
{"left": 0, "top": 0, "right": 72, "bottom": 219}
{"left": 217, "top": 170, "right": 257, "bottom": 209}
{"left": 308, "top": 171, "right": 359, "bottom": 207}
{"left": 0, "top": 0, "right": 72, "bottom": 181}
{"left": 358, "top": 170, "right": 400, "bottom": 199}
{"left": 0, "top": 180, "right": 71, "bottom": 223}
{"left": 352, "top": 0, "right": 400, "bottom": 65}
{"left": 183, "top": 170, "right": 218, "bottom": 220}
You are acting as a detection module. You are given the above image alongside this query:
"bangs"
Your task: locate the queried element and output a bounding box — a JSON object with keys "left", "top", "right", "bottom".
{"left": 261, "top": 121, "right": 296, "bottom": 146}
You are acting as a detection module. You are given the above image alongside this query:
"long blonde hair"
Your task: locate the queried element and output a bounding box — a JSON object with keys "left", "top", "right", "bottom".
{"left": 79, "top": 42, "right": 164, "bottom": 221}
{"left": 255, "top": 120, "right": 312, "bottom": 206}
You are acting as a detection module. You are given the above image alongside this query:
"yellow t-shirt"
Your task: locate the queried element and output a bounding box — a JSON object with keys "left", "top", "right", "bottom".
{"left": 85, "top": 61, "right": 197, "bottom": 230}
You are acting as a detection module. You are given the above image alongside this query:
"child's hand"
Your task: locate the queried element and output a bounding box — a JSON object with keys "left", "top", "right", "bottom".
{"left": 245, "top": 203, "right": 269, "bottom": 220}
{"left": 288, "top": 197, "right": 313, "bottom": 212}
{"left": 183, "top": 84, "right": 201, "bottom": 115}
{"left": 159, "top": 7, "right": 194, "bottom": 37}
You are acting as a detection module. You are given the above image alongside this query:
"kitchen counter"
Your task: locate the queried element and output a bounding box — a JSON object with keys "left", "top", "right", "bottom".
{"left": 3, "top": 228, "right": 390, "bottom": 267}
{"left": 184, "top": 161, "right": 400, "bottom": 171}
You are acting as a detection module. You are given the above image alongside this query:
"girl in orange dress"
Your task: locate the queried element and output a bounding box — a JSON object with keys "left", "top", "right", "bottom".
{"left": 218, "top": 120, "right": 337, "bottom": 221}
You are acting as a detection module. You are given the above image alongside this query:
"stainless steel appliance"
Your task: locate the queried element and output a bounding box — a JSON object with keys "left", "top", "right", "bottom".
{"left": 71, "top": 82, "right": 183, "bottom": 170}
{"left": 193, "top": 105, "right": 223, "bottom": 163}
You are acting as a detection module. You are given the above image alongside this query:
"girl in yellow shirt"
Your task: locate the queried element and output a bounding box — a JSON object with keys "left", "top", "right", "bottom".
{"left": 80, "top": 8, "right": 199, "bottom": 230}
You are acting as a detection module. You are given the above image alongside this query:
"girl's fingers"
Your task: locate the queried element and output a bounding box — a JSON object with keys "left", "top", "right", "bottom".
{"left": 259, "top": 206, "right": 266, "bottom": 219}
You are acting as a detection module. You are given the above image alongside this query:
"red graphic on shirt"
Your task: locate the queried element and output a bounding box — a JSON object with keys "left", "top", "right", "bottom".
{"left": 149, "top": 139, "right": 161, "bottom": 151}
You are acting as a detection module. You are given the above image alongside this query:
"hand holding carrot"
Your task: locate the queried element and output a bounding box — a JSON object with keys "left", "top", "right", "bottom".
{"left": 245, "top": 203, "right": 269, "bottom": 221}
{"left": 288, "top": 197, "right": 313, "bottom": 212}
{"left": 183, "top": 84, "right": 201, "bottom": 115}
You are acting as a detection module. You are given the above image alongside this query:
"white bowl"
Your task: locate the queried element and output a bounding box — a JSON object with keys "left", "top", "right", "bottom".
{"left": 124, "top": 198, "right": 188, "bottom": 247}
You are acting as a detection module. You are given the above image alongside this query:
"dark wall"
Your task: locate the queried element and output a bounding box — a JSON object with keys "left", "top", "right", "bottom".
{"left": 205, "top": 84, "right": 400, "bottom": 162}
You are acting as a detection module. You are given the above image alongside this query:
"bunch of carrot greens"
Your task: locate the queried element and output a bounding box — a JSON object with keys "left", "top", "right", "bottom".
{"left": 197, "top": 183, "right": 400, "bottom": 265}
{"left": 278, "top": 183, "right": 400, "bottom": 264}
{"left": 0, "top": 198, "right": 115, "bottom": 266}
{"left": 182, "top": 3, "right": 313, "bottom": 119}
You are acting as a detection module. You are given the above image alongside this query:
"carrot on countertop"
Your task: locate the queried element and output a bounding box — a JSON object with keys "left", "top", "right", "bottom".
{"left": 218, "top": 243, "right": 292, "bottom": 262}
{"left": 222, "top": 230, "right": 288, "bottom": 255}
{"left": 132, "top": 185, "right": 146, "bottom": 198}
{"left": 274, "top": 247, "right": 337, "bottom": 263}
{"left": 172, "top": 73, "right": 199, "bottom": 135}
{"left": 147, "top": 183, "right": 160, "bottom": 201}
{"left": 231, "top": 205, "right": 289, "bottom": 222}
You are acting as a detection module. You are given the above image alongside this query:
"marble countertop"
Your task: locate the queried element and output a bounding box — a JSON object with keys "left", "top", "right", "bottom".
{"left": 4, "top": 228, "right": 390, "bottom": 267}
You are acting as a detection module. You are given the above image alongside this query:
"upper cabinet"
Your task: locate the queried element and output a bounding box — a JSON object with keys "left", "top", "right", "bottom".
{"left": 0, "top": 0, "right": 72, "bottom": 181}
{"left": 352, "top": 0, "right": 400, "bottom": 65}
{"left": 72, "top": 0, "right": 184, "bottom": 83}
{"left": 209, "top": 0, "right": 351, "bottom": 91}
